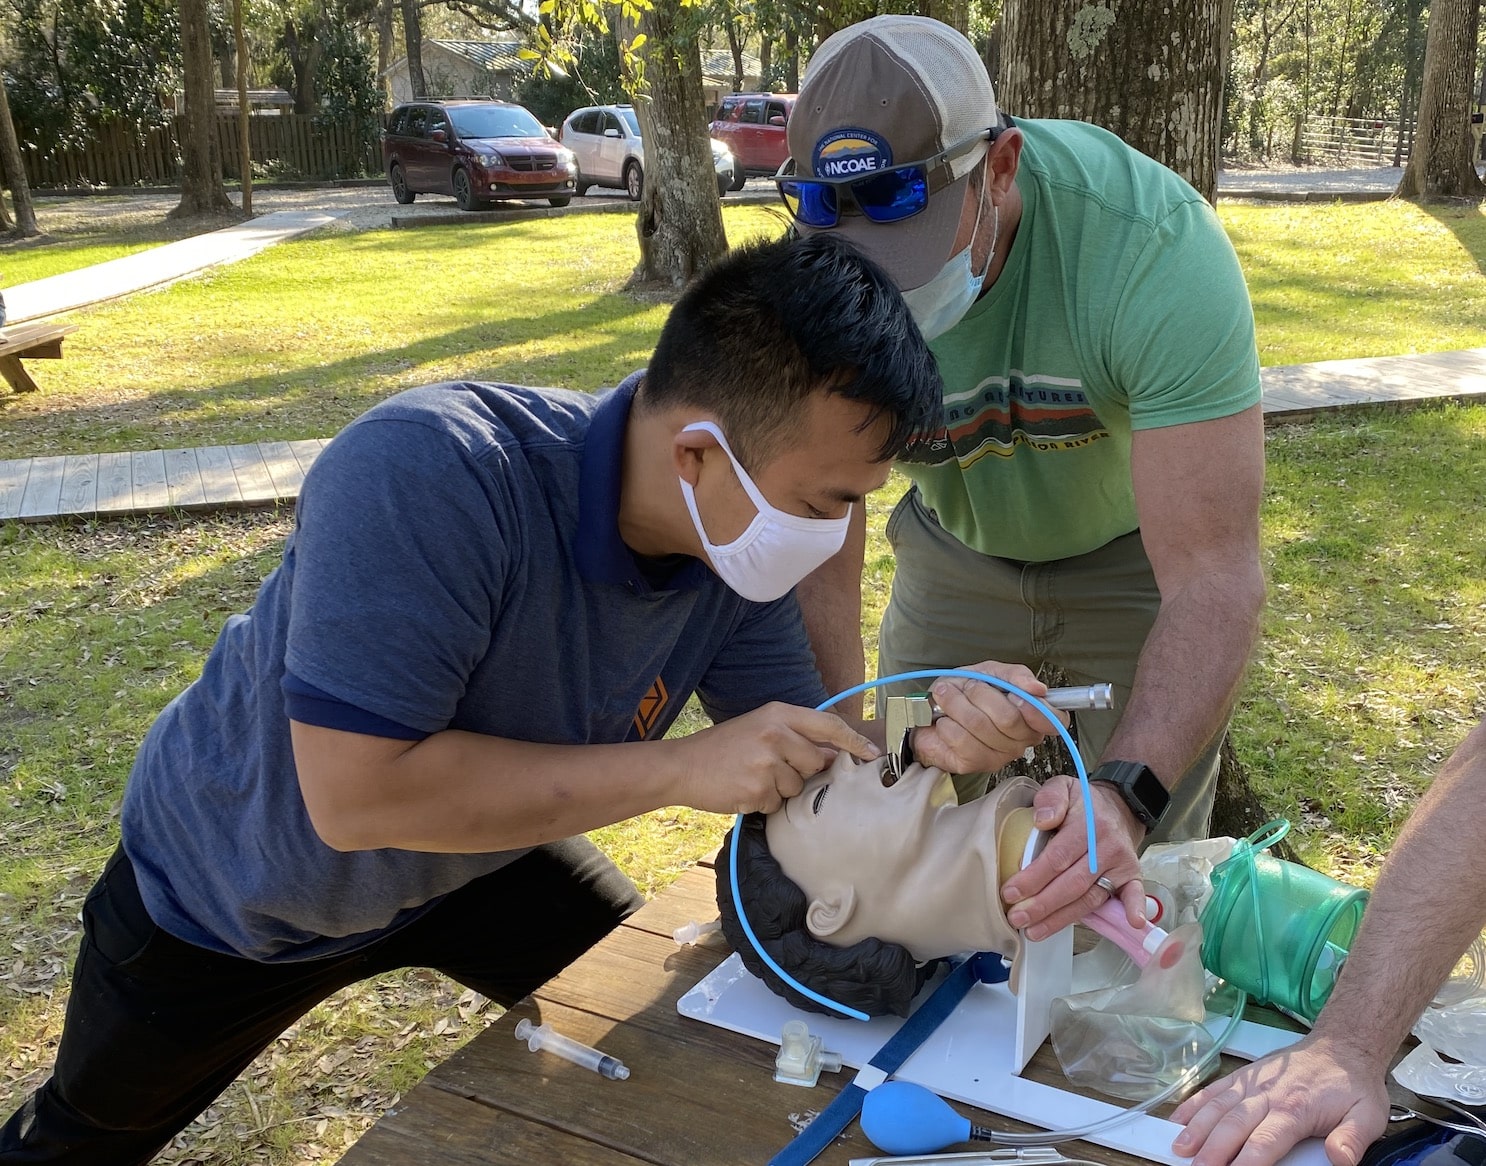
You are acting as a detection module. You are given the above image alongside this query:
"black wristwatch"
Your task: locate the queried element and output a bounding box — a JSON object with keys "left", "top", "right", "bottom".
{"left": 1090, "top": 760, "right": 1170, "bottom": 832}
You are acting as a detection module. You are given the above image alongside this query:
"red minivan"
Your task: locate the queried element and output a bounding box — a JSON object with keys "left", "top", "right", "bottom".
{"left": 382, "top": 100, "right": 578, "bottom": 211}
{"left": 709, "top": 94, "right": 797, "bottom": 188}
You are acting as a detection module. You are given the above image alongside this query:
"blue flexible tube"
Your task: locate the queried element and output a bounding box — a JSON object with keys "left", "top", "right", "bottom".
{"left": 728, "top": 668, "right": 1099, "bottom": 1022}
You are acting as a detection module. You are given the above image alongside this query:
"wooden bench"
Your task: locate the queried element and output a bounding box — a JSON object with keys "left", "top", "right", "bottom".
{"left": 0, "top": 321, "right": 79, "bottom": 394}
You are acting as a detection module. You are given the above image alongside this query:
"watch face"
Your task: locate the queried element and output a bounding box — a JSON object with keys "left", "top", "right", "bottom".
{"left": 1096, "top": 761, "right": 1169, "bottom": 827}
{"left": 1130, "top": 766, "right": 1170, "bottom": 817}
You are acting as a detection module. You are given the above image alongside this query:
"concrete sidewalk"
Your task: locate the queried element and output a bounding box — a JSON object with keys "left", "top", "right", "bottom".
{"left": 5, "top": 208, "right": 347, "bottom": 325}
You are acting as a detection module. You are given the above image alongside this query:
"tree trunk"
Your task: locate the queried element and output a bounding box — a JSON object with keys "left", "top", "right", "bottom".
{"left": 402, "top": 0, "right": 428, "bottom": 99}
{"left": 234, "top": 0, "right": 252, "bottom": 214}
{"left": 784, "top": 27, "right": 799, "bottom": 91}
{"left": 1397, "top": 0, "right": 1485, "bottom": 199}
{"left": 1021, "top": 668, "right": 1301, "bottom": 864}
{"left": 727, "top": 20, "right": 745, "bottom": 92}
{"left": 925, "top": 0, "right": 970, "bottom": 36}
{"left": 0, "top": 75, "right": 40, "bottom": 237}
{"left": 377, "top": 0, "right": 396, "bottom": 104}
{"left": 282, "top": 18, "right": 325, "bottom": 114}
{"left": 999, "top": 0, "right": 1234, "bottom": 203}
{"left": 172, "top": 0, "right": 232, "bottom": 217}
{"left": 625, "top": 0, "right": 728, "bottom": 289}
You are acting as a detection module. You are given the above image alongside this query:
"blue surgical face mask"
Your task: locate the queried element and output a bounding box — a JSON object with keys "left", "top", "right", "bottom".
{"left": 902, "top": 200, "right": 998, "bottom": 342}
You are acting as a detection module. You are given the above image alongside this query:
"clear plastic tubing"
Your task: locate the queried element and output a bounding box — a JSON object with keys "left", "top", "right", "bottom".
{"left": 514, "top": 1018, "right": 630, "bottom": 1080}
{"left": 983, "top": 988, "right": 1249, "bottom": 1145}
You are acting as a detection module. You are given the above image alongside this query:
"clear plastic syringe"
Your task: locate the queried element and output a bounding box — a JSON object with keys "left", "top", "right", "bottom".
{"left": 513, "top": 1018, "right": 630, "bottom": 1080}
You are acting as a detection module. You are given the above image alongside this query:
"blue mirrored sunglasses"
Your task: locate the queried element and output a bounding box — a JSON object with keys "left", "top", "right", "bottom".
{"left": 776, "top": 127, "right": 999, "bottom": 228}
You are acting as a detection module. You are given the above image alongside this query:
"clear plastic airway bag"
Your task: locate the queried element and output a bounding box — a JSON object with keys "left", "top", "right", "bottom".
{"left": 1050, "top": 921, "right": 1217, "bottom": 1101}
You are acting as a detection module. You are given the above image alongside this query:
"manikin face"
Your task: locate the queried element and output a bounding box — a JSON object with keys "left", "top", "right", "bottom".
{"left": 765, "top": 752, "right": 1037, "bottom": 964}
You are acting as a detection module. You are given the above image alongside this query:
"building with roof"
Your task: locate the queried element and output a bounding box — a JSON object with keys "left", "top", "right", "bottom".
{"left": 382, "top": 40, "right": 533, "bottom": 104}
{"left": 699, "top": 49, "right": 764, "bottom": 111}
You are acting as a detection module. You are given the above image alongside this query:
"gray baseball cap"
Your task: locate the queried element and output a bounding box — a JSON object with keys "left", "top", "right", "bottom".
{"left": 789, "top": 16, "right": 998, "bottom": 291}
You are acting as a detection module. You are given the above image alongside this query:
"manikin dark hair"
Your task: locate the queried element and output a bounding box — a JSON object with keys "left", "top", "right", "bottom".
{"left": 715, "top": 814, "right": 939, "bottom": 1018}
{"left": 637, "top": 233, "right": 942, "bottom": 468}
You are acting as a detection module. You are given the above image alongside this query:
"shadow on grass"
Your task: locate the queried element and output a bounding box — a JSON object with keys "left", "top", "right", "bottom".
{"left": 1416, "top": 198, "right": 1486, "bottom": 280}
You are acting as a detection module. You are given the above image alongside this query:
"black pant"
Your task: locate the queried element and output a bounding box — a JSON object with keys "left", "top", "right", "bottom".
{"left": 0, "top": 840, "right": 644, "bottom": 1164}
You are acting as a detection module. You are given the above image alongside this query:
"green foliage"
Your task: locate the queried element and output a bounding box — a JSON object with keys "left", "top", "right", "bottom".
{"left": 313, "top": 24, "right": 383, "bottom": 157}
{"left": 3, "top": 0, "right": 182, "bottom": 155}
{"left": 515, "top": 29, "right": 626, "bottom": 125}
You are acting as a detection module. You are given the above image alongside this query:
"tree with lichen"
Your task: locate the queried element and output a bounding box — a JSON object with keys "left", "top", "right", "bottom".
{"left": 624, "top": 1, "right": 728, "bottom": 288}
{"left": 1000, "top": 0, "right": 1235, "bottom": 202}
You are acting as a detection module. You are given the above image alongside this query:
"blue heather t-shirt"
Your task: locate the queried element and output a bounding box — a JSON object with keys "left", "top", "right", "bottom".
{"left": 122, "top": 375, "right": 827, "bottom": 961}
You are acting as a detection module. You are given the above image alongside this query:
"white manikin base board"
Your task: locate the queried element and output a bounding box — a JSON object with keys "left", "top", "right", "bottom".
{"left": 677, "top": 952, "right": 1328, "bottom": 1166}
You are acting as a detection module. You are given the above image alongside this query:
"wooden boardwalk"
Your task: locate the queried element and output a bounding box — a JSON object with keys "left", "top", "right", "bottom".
{"left": 3, "top": 347, "right": 1485, "bottom": 523}
{"left": 0, "top": 439, "right": 327, "bottom": 522}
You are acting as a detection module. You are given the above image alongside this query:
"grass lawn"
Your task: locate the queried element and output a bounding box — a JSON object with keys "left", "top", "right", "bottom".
{"left": 1, "top": 196, "right": 1485, "bottom": 1163}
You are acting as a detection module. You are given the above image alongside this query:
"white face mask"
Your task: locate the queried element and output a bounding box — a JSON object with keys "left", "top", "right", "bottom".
{"left": 677, "top": 421, "right": 852, "bottom": 603}
{"left": 903, "top": 200, "right": 999, "bottom": 342}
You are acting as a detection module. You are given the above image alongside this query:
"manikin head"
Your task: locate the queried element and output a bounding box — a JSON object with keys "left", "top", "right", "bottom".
{"left": 717, "top": 753, "right": 1040, "bottom": 1016}
{"left": 766, "top": 752, "right": 1037, "bottom": 966}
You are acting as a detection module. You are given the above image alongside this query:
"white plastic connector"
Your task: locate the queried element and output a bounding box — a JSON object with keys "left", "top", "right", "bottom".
{"left": 672, "top": 919, "right": 722, "bottom": 947}
{"left": 774, "top": 1019, "right": 843, "bottom": 1087}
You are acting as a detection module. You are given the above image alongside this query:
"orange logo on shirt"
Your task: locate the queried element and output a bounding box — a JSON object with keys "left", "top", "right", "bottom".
{"left": 633, "top": 676, "right": 669, "bottom": 739}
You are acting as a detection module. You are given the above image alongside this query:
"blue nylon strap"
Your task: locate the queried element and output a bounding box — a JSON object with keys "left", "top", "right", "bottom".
{"left": 767, "top": 951, "right": 1008, "bottom": 1166}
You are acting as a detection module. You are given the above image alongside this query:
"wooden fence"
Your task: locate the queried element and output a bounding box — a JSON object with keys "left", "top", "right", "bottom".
{"left": 21, "top": 114, "right": 381, "bottom": 190}
{"left": 1297, "top": 115, "right": 1415, "bottom": 167}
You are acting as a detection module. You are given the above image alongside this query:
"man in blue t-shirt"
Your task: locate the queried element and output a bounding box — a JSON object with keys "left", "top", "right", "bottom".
{"left": 1, "top": 235, "right": 1066, "bottom": 1165}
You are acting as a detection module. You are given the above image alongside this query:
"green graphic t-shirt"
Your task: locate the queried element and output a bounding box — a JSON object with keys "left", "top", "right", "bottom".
{"left": 900, "top": 118, "right": 1261, "bottom": 563}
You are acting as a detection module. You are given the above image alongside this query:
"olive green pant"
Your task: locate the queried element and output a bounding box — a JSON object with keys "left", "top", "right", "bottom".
{"left": 877, "top": 486, "right": 1219, "bottom": 845}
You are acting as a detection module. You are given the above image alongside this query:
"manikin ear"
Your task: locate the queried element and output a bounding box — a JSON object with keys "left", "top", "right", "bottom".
{"left": 673, "top": 422, "right": 719, "bottom": 487}
{"left": 804, "top": 885, "right": 856, "bottom": 940}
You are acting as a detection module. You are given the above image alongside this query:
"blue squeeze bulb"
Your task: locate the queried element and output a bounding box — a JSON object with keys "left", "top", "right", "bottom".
{"left": 861, "top": 1080, "right": 994, "bottom": 1155}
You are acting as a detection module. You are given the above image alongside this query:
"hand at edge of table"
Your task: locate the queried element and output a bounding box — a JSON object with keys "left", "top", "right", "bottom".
{"left": 1169, "top": 1033, "right": 1392, "bottom": 1166}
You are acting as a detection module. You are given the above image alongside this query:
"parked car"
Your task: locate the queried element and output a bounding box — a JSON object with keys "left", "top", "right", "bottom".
{"left": 382, "top": 100, "right": 578, "bottom": 211}
{"left": 559, "top": 105, "right": 737, "bottom": 200}
{"left": 709, "top": 93, "right": 797, "bottom": 187}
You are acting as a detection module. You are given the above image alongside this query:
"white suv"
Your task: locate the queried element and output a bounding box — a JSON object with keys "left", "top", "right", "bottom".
{"left": 559, "top": 104, "right": 737, "bottom": 200}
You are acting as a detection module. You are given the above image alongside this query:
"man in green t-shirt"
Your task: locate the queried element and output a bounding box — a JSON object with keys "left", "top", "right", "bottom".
{"left": 783, "top": 15, "right": 1266, "bottom": 946}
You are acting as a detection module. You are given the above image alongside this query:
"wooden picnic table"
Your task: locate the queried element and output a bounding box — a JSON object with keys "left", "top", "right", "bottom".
{"left": 0, "top": 321, "right": 79, "bottom": 394}
{"left": 336, "top": 861, "right": 1175, "bottom": 1166}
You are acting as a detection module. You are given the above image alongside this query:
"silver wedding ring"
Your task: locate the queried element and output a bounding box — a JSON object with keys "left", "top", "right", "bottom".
{"left": 1094, "top": 875, "right": 1118, "bottom": 896}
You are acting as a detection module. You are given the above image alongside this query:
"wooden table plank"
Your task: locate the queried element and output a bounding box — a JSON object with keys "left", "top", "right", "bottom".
{"left": 58, "top": 454, "right": 99, "bottom": 515}
{"left": 130, "top": 449, "right": 170, "bottom": 511}
{"left": 18, "top": 456, "right": 66, "bottom": 519}
{"left": 164, "top": 447, "right": 207, "bottom": 509}
{"left": 434, "top": 995, "right": 834, "bottom": 1165}
{"left": 341, "top": 865, "right": 1161, "bottom": 1166}
{"left": 337, "top": 1079, "right": 649, "bottom": 1165}
{"left": 95, "top": 453, "right": 134, "bottom": 515}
